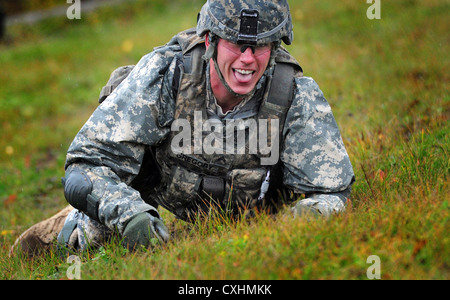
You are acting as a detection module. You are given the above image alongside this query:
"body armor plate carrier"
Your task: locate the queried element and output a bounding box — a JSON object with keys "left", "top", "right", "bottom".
{"left": 99, "top": 29, "right": 302, "bottom": 221}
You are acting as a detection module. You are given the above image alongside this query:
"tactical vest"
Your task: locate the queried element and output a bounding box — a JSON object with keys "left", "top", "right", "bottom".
{"left": 100, "top": 29, "right": 302, "bottom": 221}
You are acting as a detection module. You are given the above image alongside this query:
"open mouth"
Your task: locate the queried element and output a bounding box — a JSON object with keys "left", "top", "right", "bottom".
{"left": 233, "top": 68, "right": 255, "bottom": 83}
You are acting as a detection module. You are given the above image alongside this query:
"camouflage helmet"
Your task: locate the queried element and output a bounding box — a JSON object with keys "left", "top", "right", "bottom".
{"left": 197, "top": 0, "right": 294, "bottom": 46}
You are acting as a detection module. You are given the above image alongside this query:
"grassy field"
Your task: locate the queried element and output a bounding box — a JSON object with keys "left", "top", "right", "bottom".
{"left": 0, "top": 0, "right": 448, "bottom": 280}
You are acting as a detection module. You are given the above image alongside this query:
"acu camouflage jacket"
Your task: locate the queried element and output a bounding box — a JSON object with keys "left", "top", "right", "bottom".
{"left": 64, "top": 28, "right": 355, "bottom": 232}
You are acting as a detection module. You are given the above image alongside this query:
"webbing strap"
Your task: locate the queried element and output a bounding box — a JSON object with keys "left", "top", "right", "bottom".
{"left": 57, "top": 218, "right": 77, "bottom": 247}
{"left": 265, "top": 62, "right": 295, "bottom": 114}
{"left": 201, "top": 176, "right": 225, "bottom": 204}
{"left": 256, "top": 62, "right": 295, "bottom": 166}
{"left": 182, "top": 44, "right": 205, "bottom": 75}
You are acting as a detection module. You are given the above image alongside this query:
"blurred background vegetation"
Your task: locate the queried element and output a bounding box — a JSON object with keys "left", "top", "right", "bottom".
{"left": 1, "top": 0, "right": 66, "bottom": 14}
{"left": 0, "top": 0, "right": 448, "bottom": 279}
{"left": 1, "top": 0, "right": 99, "bottom": 15}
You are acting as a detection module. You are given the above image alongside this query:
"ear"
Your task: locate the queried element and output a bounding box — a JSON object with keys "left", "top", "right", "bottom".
{"left": 205, "top": 32, "right": 210, "bottom": 47}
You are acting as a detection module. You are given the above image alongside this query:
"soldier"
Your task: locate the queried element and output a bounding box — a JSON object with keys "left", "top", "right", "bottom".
{"left": 12, "top": 0, "right": 354, "bottom": 257}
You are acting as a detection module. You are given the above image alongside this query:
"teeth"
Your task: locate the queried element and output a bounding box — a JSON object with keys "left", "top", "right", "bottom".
{"left": 235, "top": 69, "right": 253, "bottom": 75}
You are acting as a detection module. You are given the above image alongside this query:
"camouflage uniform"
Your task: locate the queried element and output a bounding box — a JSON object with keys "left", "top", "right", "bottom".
{"left": 58, "top": 0, "right": 354, "bottom": 250}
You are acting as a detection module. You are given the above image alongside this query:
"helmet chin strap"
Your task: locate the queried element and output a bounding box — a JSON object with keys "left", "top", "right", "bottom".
{"left": 203, "top": 34, "right": 256, "bottom": 100}
{"left": 212, "top": 58, "right": 255, "bottom": 99}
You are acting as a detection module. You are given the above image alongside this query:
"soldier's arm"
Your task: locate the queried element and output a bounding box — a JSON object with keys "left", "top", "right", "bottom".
{"left": 281, "top": 76, "right": 355, "bottom": 216}
{"left": 63, "top": 47, "right": 178, "bottom": 234}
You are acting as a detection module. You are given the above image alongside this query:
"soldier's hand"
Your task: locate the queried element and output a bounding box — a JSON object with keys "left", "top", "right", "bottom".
{"left": 291, "top": 199, "right": 324, "bottom": 218}
{"left": 291, "top": 195, "right": 346, "bottom": 219}
{"left": 122, "top": 212, "right": 170, "bottom": 250}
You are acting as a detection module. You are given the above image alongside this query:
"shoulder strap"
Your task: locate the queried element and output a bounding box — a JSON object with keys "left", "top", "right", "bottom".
{"left": 258, "top": 61, "right": 297, "bottom": 131}
{"left": 172, "top": 31, "right": 206, "bottom": 97}
{"left": 265, "top": 62, "right": 296, "bottom": 114}
{"left": 259, "top": 44, "right": 302, "bottom": 118}
{"left": 180, "top": 44, "right": 205, "bottom": 75}
{"left": 257, "top": 60, "right": 299, "bottom": 166}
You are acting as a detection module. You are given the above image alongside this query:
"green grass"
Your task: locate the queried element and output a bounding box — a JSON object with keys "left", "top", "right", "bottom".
{"left": 0, "top": 0, "right": 448, "bottom": 280}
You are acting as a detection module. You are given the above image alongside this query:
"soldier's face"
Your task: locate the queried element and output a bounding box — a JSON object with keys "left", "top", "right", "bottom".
{"left": 214, "top": 38, "right": 272, "bottom": 95}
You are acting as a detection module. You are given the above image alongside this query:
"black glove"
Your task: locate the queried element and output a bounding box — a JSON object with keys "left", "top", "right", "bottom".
{"left": 122, "top": 212, "right": 169, "bottom": 250}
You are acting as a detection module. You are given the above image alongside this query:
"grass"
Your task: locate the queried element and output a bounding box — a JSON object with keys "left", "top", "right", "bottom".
{"left": 0, "top": 0, "right": 448, "bottom": 280}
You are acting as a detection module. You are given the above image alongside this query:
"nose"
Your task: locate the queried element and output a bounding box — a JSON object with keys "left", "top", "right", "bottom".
{"left": 239, "top": 47, "right": 256, "bottom": 64}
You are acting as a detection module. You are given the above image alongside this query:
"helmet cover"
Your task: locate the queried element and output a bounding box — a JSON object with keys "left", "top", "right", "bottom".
{"left": 197, "top": 0, "right": 294, "bottom": 46}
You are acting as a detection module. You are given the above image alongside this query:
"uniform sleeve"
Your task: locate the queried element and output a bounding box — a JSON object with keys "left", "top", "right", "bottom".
{"left": 281, "top": 76, "right": 355, "bottom": 197}
{"left": 64, "top": 47, "right": 178, "bottom": 233}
